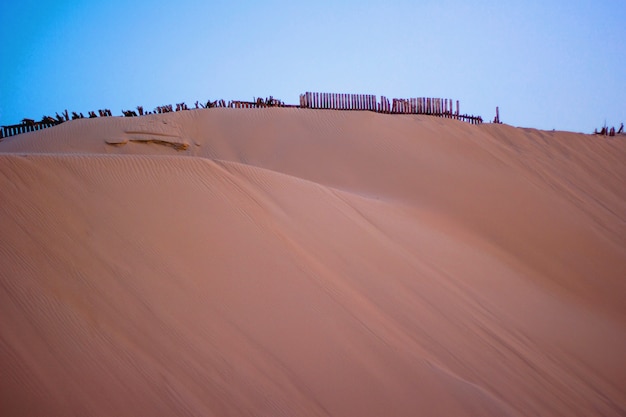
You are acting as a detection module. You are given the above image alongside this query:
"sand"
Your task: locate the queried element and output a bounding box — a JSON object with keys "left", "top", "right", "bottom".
{"left": 1, "top": 108, "right": 625, "bottom": 416}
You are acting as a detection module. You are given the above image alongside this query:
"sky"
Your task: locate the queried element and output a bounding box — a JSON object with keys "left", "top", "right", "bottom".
{"left": 1, "top": 0, "right": 624, "bottom": 133}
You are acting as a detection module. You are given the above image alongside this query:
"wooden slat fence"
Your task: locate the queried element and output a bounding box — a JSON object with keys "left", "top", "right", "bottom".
{"left": 1, "top": 121, "right": 60, "bottom": 139}
{"left": 1, "top": 93, "right": 484, "bottom": 140}
{"left": 300, "top": 92, "right": 377, "bottom": 111}
{"left": 301, "top": 92, "right": 482, "bottom": 124}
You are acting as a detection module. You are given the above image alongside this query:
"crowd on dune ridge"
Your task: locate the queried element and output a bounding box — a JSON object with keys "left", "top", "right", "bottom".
{"left": 594, "top": 123, "right": 623, "bottom": 137}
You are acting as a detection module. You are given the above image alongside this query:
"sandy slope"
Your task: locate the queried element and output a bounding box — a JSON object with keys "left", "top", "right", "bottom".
{"left": 1, "top": 108, "right": 625, "bottom": 416}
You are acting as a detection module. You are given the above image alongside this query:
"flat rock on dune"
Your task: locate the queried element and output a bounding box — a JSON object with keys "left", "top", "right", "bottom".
{"left": 1, "top": 108, "right": 625, "bottom": 417}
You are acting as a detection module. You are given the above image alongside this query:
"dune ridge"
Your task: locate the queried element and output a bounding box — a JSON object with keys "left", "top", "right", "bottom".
{"left": 1, "top": 108, "right": 625, "bottom": 416}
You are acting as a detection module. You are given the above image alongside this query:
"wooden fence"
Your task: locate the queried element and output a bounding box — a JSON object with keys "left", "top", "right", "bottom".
{"left": 1, "top": 93, "right": 484, "bottom": 140}
{"left": 1, "top": 121, "right": 60, "bottom": 139}
{"left": 300, "top": 92, "right": 378, "bottom": 111}
{"left": 301, "top": 92, "right": 482, "bottom": 125}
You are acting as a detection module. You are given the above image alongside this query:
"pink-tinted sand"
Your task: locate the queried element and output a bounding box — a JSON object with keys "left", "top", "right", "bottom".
{"left": 1, "top": 108, "right": 625, "bottom": 416}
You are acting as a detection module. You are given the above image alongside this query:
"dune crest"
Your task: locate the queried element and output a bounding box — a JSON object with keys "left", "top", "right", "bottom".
{"left": 1, "top": 108, "right": 625, "bottom": 416}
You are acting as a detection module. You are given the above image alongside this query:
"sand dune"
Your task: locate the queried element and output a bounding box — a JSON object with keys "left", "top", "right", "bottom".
{"left": 1, "top": 108, "right": 625, "bottom": 416}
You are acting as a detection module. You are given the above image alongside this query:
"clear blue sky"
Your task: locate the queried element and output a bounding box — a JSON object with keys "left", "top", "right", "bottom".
{"left": 1, "top": 0, "right": 624, "bottom": 133}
